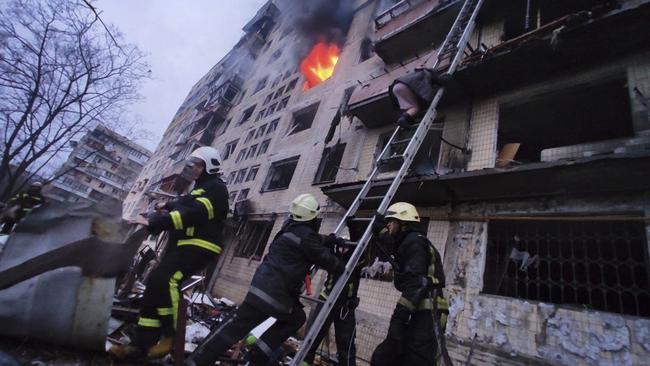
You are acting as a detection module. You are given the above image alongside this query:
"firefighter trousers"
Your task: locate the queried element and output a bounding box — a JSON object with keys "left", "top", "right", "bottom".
{"left": 370, "top": 304, "right": 436, "bottom": 366}
{"left": 134, "top": 245, "right": 214, "bottom": 350}
{"left": 189, "top": 300, "right": 306, "bottom": 366}
{"left": 303, "top": 297, "right": 357, "bottom": 366}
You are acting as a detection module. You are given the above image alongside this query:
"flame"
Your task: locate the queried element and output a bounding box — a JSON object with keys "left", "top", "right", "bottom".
{"left": 300, "top": 42, "right": 340, "bottom": 90}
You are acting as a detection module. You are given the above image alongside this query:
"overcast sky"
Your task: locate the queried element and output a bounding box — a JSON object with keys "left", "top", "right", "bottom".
{"left": 95, "top": 1, "right": 267, "bottom": 151}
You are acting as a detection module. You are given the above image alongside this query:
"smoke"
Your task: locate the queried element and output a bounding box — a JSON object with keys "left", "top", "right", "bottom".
{"left": 291, "top": 0, "right": 354, "bottom": 58}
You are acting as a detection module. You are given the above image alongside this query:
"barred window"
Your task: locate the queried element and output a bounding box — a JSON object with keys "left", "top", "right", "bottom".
{"left": 483, "top": 219, "right": 650, "bottom": 317}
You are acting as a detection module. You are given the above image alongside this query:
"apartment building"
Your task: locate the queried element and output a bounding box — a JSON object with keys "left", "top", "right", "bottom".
{"left": 124, "top": 0, "right": 650, "bottom": 364}
{"left": 46, "top": 125, "right": 151, "bottom": 205}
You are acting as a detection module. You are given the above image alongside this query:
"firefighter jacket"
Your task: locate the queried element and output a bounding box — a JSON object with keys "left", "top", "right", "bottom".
{"left": 245, "top": 220, "right": 345, "bottom": 315}
{"left": 6, "top": 191, "right": 44, "bottom": 219}
{"left": 147, "top": 174, "right": 229, "bottom": 255}
{"left": 392, "top": 229, "right": 447, "bottom": 313}
{"left": 320, "top": 237, "right": 364, "bottom": 303}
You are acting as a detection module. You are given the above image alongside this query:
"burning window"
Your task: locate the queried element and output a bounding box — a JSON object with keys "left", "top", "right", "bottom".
{"left": 246, "top": 165, "right": 260, "bottom": 182}
{"left": 263, "top": 156, "right": 299, "bottom": 191}
{"left": 483, "top": 218, "right": 650, "bottom": 317}
{"left": 234, "top": 220, "right": 275, "bottom": 260}
{"left": 223, "top": 139, "right": 238, "bottom": 160}
{"left": 287, "top": 103, "right": 319, "bottom": 136}
{"left": 497, "top": 78, "right": 633, "bottom": 165}
{"left": 300, "top": 43, "right": 340, "bottom": 90}
{"left": 314, "top": 143, "right": 346, "bottom": 184}
{"left": 258, "top": 139, "right": 271, "bottom": 156}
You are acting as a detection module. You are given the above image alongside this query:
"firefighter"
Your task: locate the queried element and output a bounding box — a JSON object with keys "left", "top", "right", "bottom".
{"left": 370, "top": 202, "right": 448, "bottom": 366}
{"left": 388, "top": 69, "right": 451, "bottom": 129}
{"left": 187, "top": 193, "right": 346, "bottom": 366}
{"left": 302, "top": 243, "right": 361, "bottom": 366}
{"left": 1, "top": 181, "right": 45, "bottom": 234}
{"left": 109, "top": 146, "right": 229, "bottom": 360}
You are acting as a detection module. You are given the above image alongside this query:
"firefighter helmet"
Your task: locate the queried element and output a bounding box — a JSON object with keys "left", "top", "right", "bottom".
{"left": 289, "top": 193, "right": 320, "bottom": 221}
{"left": 189, "top": 146, "right": 222, "bottom": 174}
{"left": 385, "top": 202, "right": 420, "bottom": 222}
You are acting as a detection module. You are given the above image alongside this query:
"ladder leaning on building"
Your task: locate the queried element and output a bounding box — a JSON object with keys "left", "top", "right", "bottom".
{"left": 290, "top": 0, "right": 487, "bottom": 365}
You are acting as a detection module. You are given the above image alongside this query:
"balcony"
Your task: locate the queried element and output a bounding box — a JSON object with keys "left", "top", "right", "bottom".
{"left": 373, "top": 0, "right": 461, "bottom": 64}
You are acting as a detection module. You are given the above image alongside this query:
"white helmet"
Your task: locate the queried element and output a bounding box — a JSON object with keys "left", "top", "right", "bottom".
{"left": 190, "top": 146, "right": 222, "bottom": 174}
{"left": 385, "top": 202, "right": 420, "bottom": 222}
{"left": 289, "top": 193, "right": 320, "bottom": 221}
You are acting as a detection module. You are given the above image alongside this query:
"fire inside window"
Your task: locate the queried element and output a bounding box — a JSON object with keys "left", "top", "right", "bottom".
{"left": 300, "top": 43, "right": 340, "bottom": 90}
{"left": 483, "top": 219, "right": 650, "bottom": 317}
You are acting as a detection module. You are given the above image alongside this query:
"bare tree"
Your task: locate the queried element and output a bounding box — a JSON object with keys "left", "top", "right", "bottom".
{"left": 0, "top": 0, "right": 149, "bottom": 201}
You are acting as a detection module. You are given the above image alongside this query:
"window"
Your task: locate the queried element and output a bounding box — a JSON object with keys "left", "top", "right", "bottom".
{"left": 262, "top": 156, "right": 299, "bottom": 191}
{"left": 359, "top": 37, "right": 374, "bottom": 62}
{"left": 263, "top": 93, "right": 273, "bottom": 105}
{"left": 255, "top": 109, "right": 266, "bottom": 122}
{"left": 265, "top": 103, "right": 277, "bottom": 117}
{"left": 112, "top": 188, "right": 120, "bottom": 194}
{"left": 277, "top": 97, "right": 289, "bottom": 111}
{"left": 267, "top": 119, "right": 279, "bottom": 134}
{"left": 246, "top": 144, "right": 258, "bottom": 159}
{"left": 111, "top": 164, "right": 118, "bottom": 170}
{"left": 238, "top": 105, "right": 256, "bottom": 125}
{"left": 224, "top": 139, "right": 239, "bottom": 160}
{"left": 85, "top": 176, "right": 92, "bottom": 183}
{"left": 273, "top": 86, "right": 285, "bottom": 99}
{"left": 269, "top": 49, "right": 282, "bottom": 64}
{"left": 283, "top": 69, "right": 292, "bottom": 80}
{"left": 228, "top": 190, "right": 238, "bottom": 204}
{"left": 286, "top": 78, "right": 298, "bottom": 91}
{"left": 253, "top": 76, "right": 268, "bottom": 94}
{"left": 483, "top": 218, "right": 650, "bottom": 317}
{"left": 314, "top": 143, "right": 346, "bottom": 184}
{"left": 234, "top": 168, "right": 248, "bottom": 184}
{"left": 270, "top": 74, "right": 283, "bottom": 88}
{"left": 244, "top": 129, "right": 256, "bottom": 143}
{"left": 234, "top": 220, "right": 275, "bottom": 260}
{"left": 235, "top": 148, "right": 247, "bottom": 163}
{"left": 256, "top": 124, "right": 267, "bottom": 138}
{"left": 216, "top": 119, "right": 231, "bottom": 137}
{"left": 246, "top": 165, "right": 260, "bottom": 181}
{"left": 99, "top": 182, "right": 106, "bottom": 188}
{"left": 288, "top": 103, "right": 319, "bottom": 135}
{"left": 237, "top": 188, "right": 250, "bottom": 201}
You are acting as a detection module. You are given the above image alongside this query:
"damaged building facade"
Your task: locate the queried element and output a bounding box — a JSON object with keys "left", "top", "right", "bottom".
{"left": 46, "top": 125, "right": 151, "bottom": 205}
{"left": 123, "top": 0, "right": 650, "bottom": 364}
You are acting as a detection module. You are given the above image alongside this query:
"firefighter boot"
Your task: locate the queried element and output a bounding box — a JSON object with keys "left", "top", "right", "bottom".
{"left": 108, "top": 344, "right": 144, "bottom": 360}
{"left": 147, "top": 336, "right": 174, "bottom": 359}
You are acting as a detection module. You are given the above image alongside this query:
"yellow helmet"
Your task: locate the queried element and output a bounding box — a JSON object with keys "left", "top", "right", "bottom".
{"left": 289, "top": 193, "right": 321, "bottom": 221}
{"left": 385, "top": 202, "right": 420, "bottom": 222}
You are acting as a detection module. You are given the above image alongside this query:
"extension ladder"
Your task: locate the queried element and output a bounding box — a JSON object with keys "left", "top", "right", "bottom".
{"left": 289, "top": 0, "right": 485, "bottom": 364}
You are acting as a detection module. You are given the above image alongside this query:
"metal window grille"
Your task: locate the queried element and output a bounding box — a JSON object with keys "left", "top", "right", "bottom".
{"left": 483, "top": 219, "right": 650, "bottom": 317}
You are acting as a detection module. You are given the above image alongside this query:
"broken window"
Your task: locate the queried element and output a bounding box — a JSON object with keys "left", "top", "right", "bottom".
{"left": 267, "top": 119, "right": 279, "bottom": 134}
{"left": 359, "top": 37, "right": 374, "bottom": 62}
{"left": 314, "top": 143, "right": 346, "bottom": 184}
{"left": 262, "top": 156, "right": 299, "bottom": 191}
{"left": 238, "top": 188, "right": 250, "bottom": 201}
{"left": 256, "top": 124, "right": 267, "bottom": 138}
{"left": 263, "top": 93, "right": 273, "bottom": 105}
{"left": 223, "top": 139, "right": 238, "bottom": 160}
{"left": 374, "top": 123, "right": 443, "bottom": 174}
{"left": 235, "top": 148, "right": 247, "bottom": 163}
{"left": 234, "top": 168, "right": 248, "bottom": 184}
{"left": 244, "top": 129, "right": 255, "bottom": 143}
{"left": 238, "top": 105, "right": 256, "bottom": 125}
{"left": 234, "top": 220, "right": 275, "bottom": 260}
{"left": 246, "top": 165, "right": 260, "bottom": 181}
{"left": 483, "top": 218, "right": 650, "bottom": 317}
{"left": 287, "top": 103, "right": 319, "bottom": 136}
{"left": 215, "top": 118, "right": 231, "bottom": 137}
{"left": 277, "top": 97, "right": 289, "bottom": 111}
{"left": 246, "top": 144, "right": 258, "bottom": 159}
{"left": 258, "top": 139, "right": 271, "bottom": 156}
{"left": 502, "top": 0, "right": 616, "bottom": 40}
{"left": 253, "top": 76, "right": 268, "bottom": 94}
{"left": 498, "top": 78, "right": 634, "bottom": 165}
{"left": 286, "top": 78, "right": 298, "bottom": 91}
